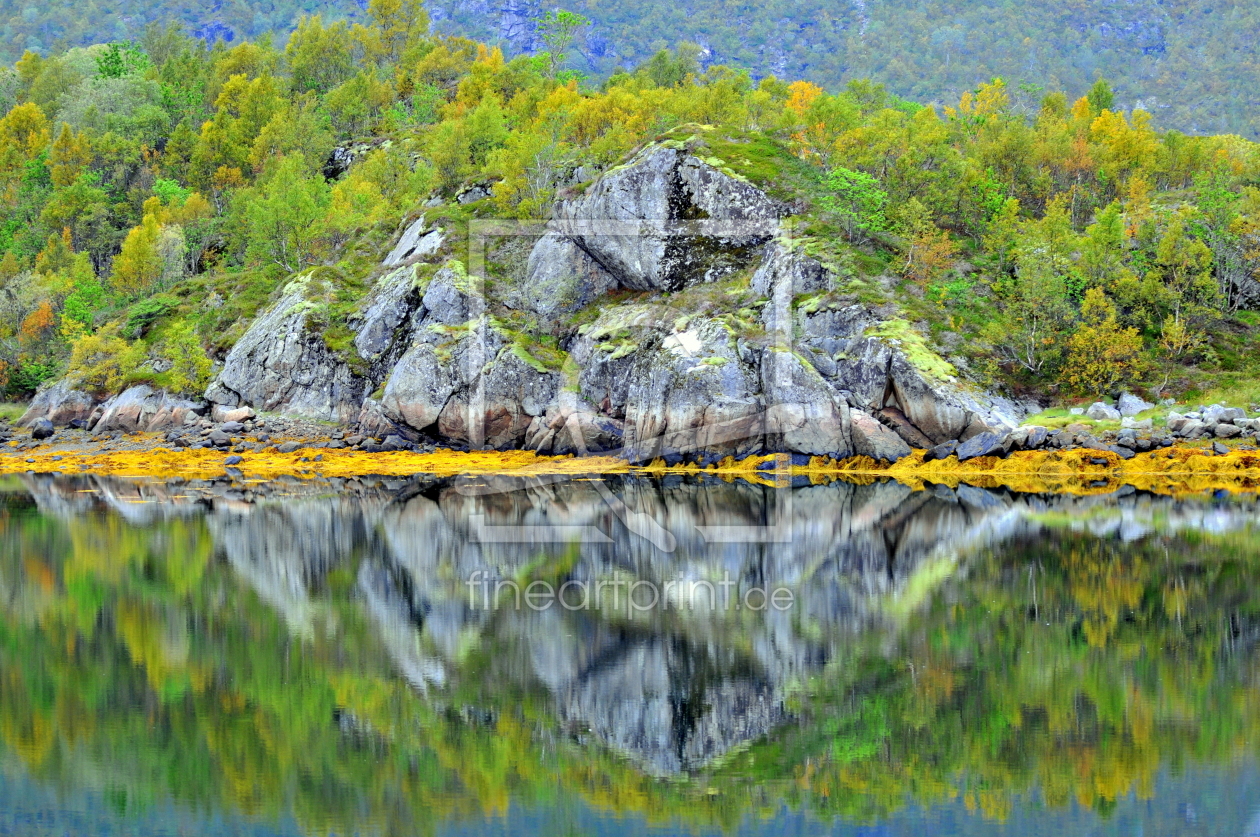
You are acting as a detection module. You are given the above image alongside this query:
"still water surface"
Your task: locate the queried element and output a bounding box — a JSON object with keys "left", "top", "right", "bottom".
{"left": 2, "top": 471, "right": 1259, "bottom": 836}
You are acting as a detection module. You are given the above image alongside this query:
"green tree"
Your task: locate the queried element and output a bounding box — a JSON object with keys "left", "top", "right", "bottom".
{"left": 1086, "top": 77, "right": 1115, "bottom": 114}
{"left": 242, "top": 155, "right": 331, "bottom": 273}
{"left": 286, "top": 15, "right": 355, "bottom": 96}
{"left": 824, "top": 167, "right": 888, "bottom": 239}
{"left": 537, "top": 10, "right": 590, "bottom": 78}
{"left": 94, "top": 42, "right": 151, "bottom": 79}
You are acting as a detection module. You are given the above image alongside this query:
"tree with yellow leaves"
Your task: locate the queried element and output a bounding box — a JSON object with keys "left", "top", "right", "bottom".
{"left": 353, "top": 0, "right": 430, "bottom": 69}
{"left": 111, "top": 206, "right": 163, "bottom": 294}
{"left": 1064, "top": 288, "right": 1145, "bottom": 398}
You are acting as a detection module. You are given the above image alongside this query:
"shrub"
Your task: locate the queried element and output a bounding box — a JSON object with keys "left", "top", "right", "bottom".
{"left": 1063, "top": 288, "right": 1146, "bottom": 398}
{"left": 67, "top": 329, "right": 146, "bottom": 393}
{"left": 158, "top": 320, "right": 212, "bottom": 395}
{"left": 123, "top": 296, "right": 175, "bottom": 338}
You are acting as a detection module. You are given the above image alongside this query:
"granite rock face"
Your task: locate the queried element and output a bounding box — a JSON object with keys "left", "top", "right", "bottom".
{"left": 520, "top": 232, "right": 619, "bottom": 320}
{"left": 192, "top": 141, "right": 1025, "bottom": 459}
{"left": 553, "top": 143, "right": 783, "bottom": 292}
{"left": 92, "top": 385, "right": 205, "bottom": 433}
{"left": 204, "top": 275, "right": 371, "bottom": 423}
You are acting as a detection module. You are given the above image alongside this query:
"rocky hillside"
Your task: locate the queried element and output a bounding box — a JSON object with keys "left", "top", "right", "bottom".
{"left": 21, "top": 134, "right": 1025, "bottom": 463}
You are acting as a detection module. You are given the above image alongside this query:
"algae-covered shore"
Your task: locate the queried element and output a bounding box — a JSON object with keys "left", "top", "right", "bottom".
{"left": 4, "top": 440, "right": 1259, "bottom": 498}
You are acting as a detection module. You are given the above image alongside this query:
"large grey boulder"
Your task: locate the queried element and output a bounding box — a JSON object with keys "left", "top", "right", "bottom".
{"left": 1202, "top": 404, "right": 1246, "bottom": 424}
{"left": 554, "top": 143, "right": 781, "bottom": 292}
{"left": 1085, "top": 401, "right": 1121, "bottom": 421}
{"left": 378, "top": 264, "right": 560, "bottom": 447}
{"left": 19, "top": 379, "right": 102, "bottom": 427}
{"left": 1176, "top": 419, "right": 1208, "bottom": 439}
{"left": 437, "top": 349, "right": 559, "bottom": 448}
{"left": 850, "top": 410, "right": 912, "bottom": 462}
{"left": 955, "top": 431, "right": 1007, "bottom": 462}
{"left": 93, "top": 385, "right": 205, "bottom": 433}
{"left": 1214, "top": 423, "right": 1243, "bottom": 439}
{"left": 760, "top": 348, "right": 853, "bottom": 458}
{"left": 379, "top": 265, "right": 482, "bottom": 433}
{"left": 30, "top": 418, "right": 54, "bottom": 439}
{"left": 380, "top": 342, "right": 460, "bottom": 433}
{"left": 1117, "top": 393, "right": 1153, "bottom": 417}
{"left": 622, "top": 319, "right": 764, "bottom": 463}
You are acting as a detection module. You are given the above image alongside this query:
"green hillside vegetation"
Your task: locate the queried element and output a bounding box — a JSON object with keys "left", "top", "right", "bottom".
{"left": 4, "top": 0, "right": 1260, "bottom": 138}
{"left": 0, "top": 1, "right": 1258, "bottom": 407}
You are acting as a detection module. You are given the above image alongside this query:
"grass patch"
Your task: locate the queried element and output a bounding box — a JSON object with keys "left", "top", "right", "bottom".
{"left": 864, "top": 319, "right": 957, "bottom": 383}
{"left": 0, "top": 403, "right": 27, "bottom": 423}
{"left": 1179, "top": 376, "right": 1260, "bottom": 413}
{"left": 705, "top": 132, "right": 823, "bottom": 204}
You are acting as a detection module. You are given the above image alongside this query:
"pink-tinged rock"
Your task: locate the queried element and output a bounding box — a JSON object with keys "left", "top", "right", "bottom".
{"left": 18, "top": 379, "right": 103, "bottom": 427}
{"left": 212, "top": 405, "right": 256, "bottom": 423}
{"left": 92, "top": 386, "right": 206, "bottom": 433}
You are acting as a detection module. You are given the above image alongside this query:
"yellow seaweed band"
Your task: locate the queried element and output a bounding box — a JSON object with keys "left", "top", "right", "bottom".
{"left": 2, "top": 442, "right": 1259, "bottom": 497}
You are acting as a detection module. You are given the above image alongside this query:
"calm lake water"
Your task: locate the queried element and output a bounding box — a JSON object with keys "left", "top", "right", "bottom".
{"left": 2, "top": 471, "right": 1260, "bottom": 836}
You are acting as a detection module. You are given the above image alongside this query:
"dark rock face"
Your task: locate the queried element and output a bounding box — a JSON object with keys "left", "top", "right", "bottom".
{"left": 955, "top": 431, "right": 1007, "bottom": 462}
{"left": 193, "top": 141, "right": 1022, "bottom": 459}
{"left": 30, "top": 418, "right": 54, "bottom": 439}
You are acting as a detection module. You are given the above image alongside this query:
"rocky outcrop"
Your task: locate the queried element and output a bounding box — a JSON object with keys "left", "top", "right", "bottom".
{"left": 19, "top": 379, "right": 102, "bottom": 427}
{"left": 382, "top": 216, "right": 444, "bottom": 268}
{"left": 196, "top": 140, "right": 1023, "bottom": 460}
{"left": 553, "top": 143, "right": 782, "bottom": 291}
{"left": 92, "top": 385, "right": 205, "bottom": 433}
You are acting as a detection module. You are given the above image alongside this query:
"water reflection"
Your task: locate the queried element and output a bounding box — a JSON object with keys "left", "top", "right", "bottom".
{"left": 2, "top": 472, "right": 1260, "bottom": 835}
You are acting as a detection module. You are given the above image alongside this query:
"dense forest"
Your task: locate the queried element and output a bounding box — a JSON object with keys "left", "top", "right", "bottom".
{"left": 5, "top": 0, "right": 1260, "bottom": 138}
{"left": 0, "top": 0, "right": 1259, "bottom": 409}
